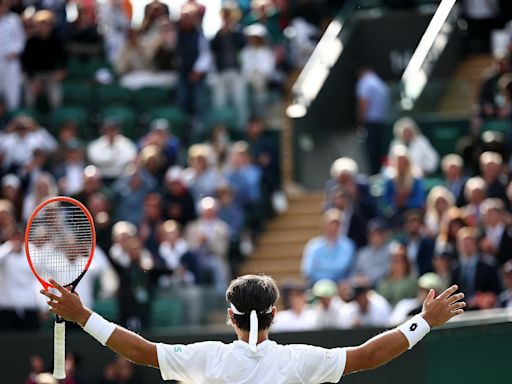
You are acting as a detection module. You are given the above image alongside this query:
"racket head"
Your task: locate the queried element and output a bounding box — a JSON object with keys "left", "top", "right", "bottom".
{"left": 24, "top": 196, "right": 96, "bottom": 290}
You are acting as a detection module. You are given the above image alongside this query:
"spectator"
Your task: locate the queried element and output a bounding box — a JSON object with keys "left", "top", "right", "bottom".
{"left": 339, "top": 283, "right": 391, "bottom": 328}
{"left": 86, "top": 192, "right": 113, "bottom": 253}
{"left": 139, "top": 144, "right": 166, "bottom": 181}
{"left": 355, "top": 65, "right": 390, "bottom": 175}
{"left": 452, "top": 227, "right": 501, "bottom": 309}
{"left": 63, "top": 352, "right": 86, "bottom": 384}
{"left": 1, "top": 174, "right": 22, "bottom": 220}
{"left": 25, "top": 355, "right": 45, "bottom": 384}
{"left": 146, "top": 17, "right": 177, "bottom": 72}
{"left": 331, "top": 188, "right": 370, "bottom": 248}
{"left": 441, "top": 154, "right": 467, "bottom": 207}
{"left": 72, "top": 165, "right": 111, "bottom": 205}
{"left": 100, "top": 356, "right": 141, "bottom": 384}
{"left": 475, "top": 53, "right": 509, "bottom": 121}
{"left": 210, "top": 2, "right": 247, "bottom": 128}
{"left": 86, "top": 118, "right": 137, "bottom": 183}
{"left": 66, "top": 5, "right": 103, "bottom": 62}
{"left": 389, "top": 272, "right": 444, "bottom": 325}
{"left": 460, "top": 176, "right": 487, "bottom": 226}
{"left": 0, "top": 199, "right": 16, "bottom": 243}
{"left": 382, "top": 145, "right": 426, "bottom": 216}
{"left": 161, "top": 166, "right": 197, "bottom": 226}
{"left": 435, "top": 208, "right": 467, "bottom": 261}
{"left": 184, "top": 144, "right": 220, "bottom": 203}
{"left": 377, "top": 243, "right": 418, "bottom": 306}
{"left": 53, "top": 138, "right": 85, "bottom": 196}
{"left": 21, "top": 10, "right": 67, "bottom": 110}
{"left": 301, "top": 209, "right": 356, "bottom": 284}
{"left": 207, "top": 123, "right": 232, "bottom": 170}
{"left": 139, "top": 192, "right": 164, "bottom": 257}
{"left": 34, "top": 373, "right": 57, "bottom": 384}
{"left": 98, "top": 0, "right": 132, "bottom": 63}
{"left": 139, "top": 119, "right": 181, "bottom": 170}
{"left": 498, "top": 260, "right": 512, "bottom": 308}
{"left": 22, "top": 172, "right": 58, "bottom": 222}
{"left": 350, "top": 218, "right": 392, "bottom": 287}
{"left": 424, "top": 186, "right": 456, "bottom": 237}
{"left": 185, "top": 197, "right": 230, "bottom": 294}
{"left": 141, "top": 0, "right": 170, "bottom": 34}
{"left": 109, "top": 221, "right": 137, "bottom": 267}
{"left": 158, "top": 219, "right": 194, "bottom": 286}
{"left": 387, "top": 117, "right": 439, "bottom": 175}
{"left": 272, "top": 281, "right": 316, "bottom": 332}
{"left": 402, "top": 209, "right": 435, "bottom": 277}
{"left": 114, "top": 28, "right": 152, "bottom": 75}
{"left": 479, "top": 151, "right": 508, "bottom": 205}
{"left": 243, "top": 0, "right": 282, "bottom": 45}
{"left": 0, "top": 226, "right": 41, "bottom": 330}
{"left": 311, "top": 279, "right": 345, "bottom": 329}
{"left": 0, "top": 0, "right": 25, "bottom": 111}
{"left": 480, "top": 198, "right": 512, "bottom": 266}
{"left": 241, "top": 23, "right": 275, "bottom": 115}
{"left": 52, "top": 120, "right": 80, "bottom": 167}
{"left": 432, "top": 248, "right": 453, "bottom": 291}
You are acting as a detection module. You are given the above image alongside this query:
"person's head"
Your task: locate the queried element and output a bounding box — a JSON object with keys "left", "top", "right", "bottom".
{"left": 86, "top": 192, "right": 110, "bottom": 216}
{"left": 160, "top": 219, "right": 181, "bottom": 244}
{"left": 188, "top": 144, "right": 213, "bottom": 172}
{"left": 114, "top": 356, "right": 134, "bottom": 382}
{"left": 417, "top": 272, "right": 443, "bottom": 301}
{"left": 125, "top": 236, "right": 143, "bottom": 263}
{"left": 139, "top": 144, "right": 164, "bottom": 175}
{"left": 0, "top": 199, "right": 14, "bottom": 226}
{"left": 456, "top": 227, "right": 479, "bottom": 259}
{"left": 404, "top": 209, "right": 424, "bottom": 236}
{"left": 221, "top": 1, "right": 241, "bottom": 26}
{"left": 164, "top": 166, "right": 186, "bottom": 194}
{"left": 426, "top": 186, "right": 455, "bottom": 216}
{"left": 445, "top": 209, "right": 466, "bottom": 241}
{"left": 65, "top": 139, "right": 84, "bottom": 163}
{"left": 217, "top": 183, "right": 234, "bottom": 205}
{"left": 34, "top": 172, "right": 57, "bottom": 198}
{"left": 312, "top": 279, "right": 338, "bottom": 309}
{"left": 366, "top": 217, "right": 389, "bottom": 247}
{"left": 65, "top": 352, "right": 81, "bottom": 376}
{"left": 101, "top": 118, "right": 121, "bottom": 141}
{"left": 33, "top": 10, "right": 55, "bottom": 38}
{"left": 332, "top": 188, "right": 351, "bottom": 211}
{"left": 8, "top": 225, "right": 24, "bottom": 252}
{"left": 230, "top": 141, "right": 251, "bottom": 168}
{"left": 322, "top": 208, "right": 342, "bottom": 239}
{"left": 29, "top": 354, "right": 45, "bottom": 374}
{"left": 330, "top": 157, "right": 358, "bottom": 185}
{"left": 441, "top": 154, "right": 463, "bottom": 181}
{"left": 13, "top": 115, "right": 35, "bottom": 137}
{"left": 180, "top": 3, "right": 200, "bottom": 30}
{"left": 433, "top": 247, "right": 452, "bottom": 276}
{"left": 244, "top": 23, "right": 267, "bottom": 47}
{"left": 390, "top": 145, "right": 412, "bottom": 175}
{"left": 480, "top": 151, "right": 503, "bottom": 181}
{"left": 280, "top": 280, "right": 308, "bottom": 311}
{"left": 246, "top": 116, "right": 265, "bottom": 140}
{"left": 393, "top": 117, "right": 419, "bottom": 145}
{"left": 226, "top": 275, "right": 279, "bottom": 334}
{"left": 481, "top": 198, "right": 505, "bottom": 228}
{"left": 494, "top": 51, "right": 510, "bottom": 75}
{"left": 502, "top": 260, "right": 512, "bottom": 290}
{"left": 83, "top": 165, "right": 102, "bottom": 194}
{"left": 464, "top": 176, "right": 487, "bottom": 205}
{"left": 388, "top": 242, "right": 411, "bottom": 279}
{"left": 111, "top": 221, "right": 137, "bottom": 247}
{"left": 149, "top": 118, "right": 171, "bottom": 140}
{"left": 352, "top": 283, "right": 371, "bottom": 312}
{"left": 1, "top": 173, "right": 21, "bottom": 201}
{"left": 144, "top": 193, "right": 162, "bottom": 221}
{"left": 0, "top": 0, "right": 9, "bottom": 16}
{"left": 199, "top": 197, "right": 219, "bottom": 220}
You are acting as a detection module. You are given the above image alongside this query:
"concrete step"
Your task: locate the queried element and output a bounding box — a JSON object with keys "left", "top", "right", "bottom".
{"left": 285, "top": 201, "right": 324, "bottom": 215}
{"left": 240, "top": 259, "right": 302, "bottom": 275}
{"left": 267, "top": 213, "right": 322, "bottom": 230}
{"left": 259, "top": 228, "right": 320, "bottom": 245}
{"left": 252, "top": 243, "right": 307, "bottom": 259}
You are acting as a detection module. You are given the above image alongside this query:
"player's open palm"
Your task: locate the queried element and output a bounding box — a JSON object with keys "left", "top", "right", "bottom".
{"left": 421, "top": 285, "right": 466, "bottom": 328}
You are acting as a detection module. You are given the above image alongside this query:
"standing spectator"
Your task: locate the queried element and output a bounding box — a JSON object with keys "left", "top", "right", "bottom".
{"left": 301, "top": 209, "right": 355, "bottom": 284}
{"left": 109, "top": 221, "right": 137, "bottom": 268}
{"left": 0, "top": 226, "right": 41, "bottom": 330}
{"left": 185, "top": 197, "right": 230, "bottom": 294}
{"left": 158, "top": 219, "right": 194, "bottom": 286}
{"left": 161, "top": 166, "right": 197, "bottom": 226}
{"left": 21, "top": 10, "right": 67, "bottom": 110}
{"left": 66, "top": 5, "right": 103, "bottom": 62}
{"left": 210, "top": 2, "right": 247, "bottom": 128}
{"left": 424, "top": 186, "right": 456, "bottom": 237}
{"left": 98, "top": 0, "right": 132, "bottom": 64}
{"left": 452, "top": 227, "right": 501, "bottom": 310}
{"left": 461, "top": 176, "right": 487, "bottom": 226}
{"left": 441, "top": 154, "right": 467, "bottom": 206}
{"left": 339, "top": 283, "right": 391, "bottom": 328}
{"left": 355, "top": 65, "right": 390, "bottom": 175}
{"left": 272, "top": 281, "right": 316, "bottom": 332}
{"left": 402, "top": 210, "right": 435, "bottom": 277}
{"left": 479, "top": 151, "right": 508, "bottom": 205}
{"left": 311, "top": 279, "right": 345, "bottom": 329}
{"left": 87, "top": 118, "right": 137, "bottom": 184}
{"left": 243, "top": 0, "right": 282, "bottom": 45}
{"left": 498, "top": 260, "right": 512, "bottom": 308}
{"left": 387, "top": 117, "right": 439, "bottom": 175}
{"left": 139, "top": 192, "right": 164, "bottom": 257}
{"left": 377, "top": 243, "right": 418, "bottom": 306}
{"left": 480, "top": 198, "right": 512, "bottom": 266}
{"left": 142, "top": 0, "right": 170, "bottom": 34}
{"left": 475, "top": 53, "right": 509, "bottom": 121}
{"left": 350, "top": 218, "right": 392, "bottom": 287}
{"left": 240, "top": 23, "right": 275, "bottom": 116}
{"left": 0, "top": 0, "right": 25, "bottom": 111}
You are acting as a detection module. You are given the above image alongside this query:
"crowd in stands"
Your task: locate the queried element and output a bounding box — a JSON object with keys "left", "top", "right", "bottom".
{"left": 0, "top": 0, "right": 341, "bottom": 334}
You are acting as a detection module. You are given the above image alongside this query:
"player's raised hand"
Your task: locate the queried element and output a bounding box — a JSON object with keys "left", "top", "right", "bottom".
{"left": 40, "top": 279, "right": 92, "bottom": 327}
{"left": 420, "top": 285, "right": 466, "bottom": 328}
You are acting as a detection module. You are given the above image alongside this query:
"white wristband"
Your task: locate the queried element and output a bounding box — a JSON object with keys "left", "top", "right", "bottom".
{"left": 397, "top": 314, "right": 431, "bottom": 350}
{"left": 83, "top": 313, "right": 117, "bottom": 346}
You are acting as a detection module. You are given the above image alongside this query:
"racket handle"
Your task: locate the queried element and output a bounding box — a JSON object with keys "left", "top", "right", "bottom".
{"left": 53, "top": 322, "right": 66, "bottom": 380}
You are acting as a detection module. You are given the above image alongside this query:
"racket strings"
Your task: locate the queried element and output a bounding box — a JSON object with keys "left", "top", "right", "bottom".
{"left": 27, "top": 201, "right": 93, "bottom": 286}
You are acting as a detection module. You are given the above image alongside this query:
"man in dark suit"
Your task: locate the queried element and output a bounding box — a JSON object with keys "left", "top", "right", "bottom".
{"left": 402, "top": 210, "right": 435, "bottom": 277}
{"left": 330, "top": 188, "right": 370, "bottom": 248}
{"left": 480, "top": 198, "right": 512, "bottom": 266}
{"left": 452, "top": 227, "right": 501, "bottom": 310}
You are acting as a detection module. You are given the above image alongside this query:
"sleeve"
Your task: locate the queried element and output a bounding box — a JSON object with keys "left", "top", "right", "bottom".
{"left": 193, "top": 34, "right": 213, "bottom": 74}
{"left": 156, "top": 342, "right": 220, "bottom": 382}
{"left": 417, "top": 136, "right": 439, "bottom": 174}
{"left": 293, "top": 345, "right": 346, "bottom": 383}
{"left": 5, "top": 16, "right": 26, "bottom": 55}
{"left": 356, "top": 78, "right": 370, "bottom": 99}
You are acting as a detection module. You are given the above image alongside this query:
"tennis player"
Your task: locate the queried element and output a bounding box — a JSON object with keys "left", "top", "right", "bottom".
{"left": 41, "top": 274, "right": 465, "bottom": 383}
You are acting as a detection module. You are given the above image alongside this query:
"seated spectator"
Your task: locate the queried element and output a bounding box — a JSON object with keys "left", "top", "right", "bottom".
{"left": 100, "top": 356, "right": 141, "bottom": 384}
{"left": 401, "top": 209, "right": 435, "bottom": 276}
{"left": 206, "top": 124, "right": 232, "bottom": 170}
{"left": 441, "top": 154, "right": 467, "bottom": 207}
{"left": 339, "top": 283, "right": 391, "bottom": 328}
{"left": 87, "top": 118, "right": 137, "bottom": 183}
{"left": 377, "top": 243, "right": 418, "bottom": 306}
{"left": 498, "top": 260, "right": 512, "bottom": 308}
{"left": 210, "top": 2, "right": 248, "bottom": 128}
{"left": 21, "top": 10, "right": 67, "bottom": 110}
{"left": 52, "top": 120, "right": 80, "bottom": 166}
{"left": 452, "top": 227, "right": 501, "bottom": 310}
{"left": 480, "top": 198, "right": 512, "bottom": 266}
{"left": 139, "top": 144, "right": 166, "bottom": 181}
{"left": 387, "top": 117, "right": 439, "bottom": 175}
{"left": 0, "top": 226, "right": 42, "bottom": 330}
{"left": 185, "top": 197, "right": 230, "bottom": 294}
{"left": 25, "top": 355, "right": 46, "bottom": 384}
{"left": 139, "top": 192, "right": 164, "bottom": 257}
{"left": 0, "top": 199, "right": 16, "bottom": 243}
{"left": 139, "top": 119, "right": 181, "bottom": 170}
{"left": 311, "top": 279, "right": 345, "bottom": 329}
{"left": 114, "top": 28, "right": 153, "bottom": 76}
{"left": 184, "top": 144, "right": 220, "bottom": 203}
{"left": 479, "top": 151, "right": 508, "bottom": 205}
{"left": 350, "top": 218, "right": 392, "bottom": 287}
{"left": 86, "top": 192, "right": 114, "bottom": 253}
{"left": 112, "top": 165, "right": 157, "bottom": 224}
{"left": 241, "top": 23, "right": 275, "bottom": 115}
{"left": 389, "top": 272, "right": 444, "bottom": 325}
{"left": 109, "top": 221, "right": 138, "bottom": 267}
{"left": 141, "top": 0, "right": 170, "bottom": 34}
{"left": 383, "top": 145, "right": 425, "bottom": 217}
{"left": 161, "top": 166, "right": 197, "bottom": 226}
{"left": 22, "top": 172, "right": 58, "bottom": 222}
{"left": 272, "top": 281, "right": 316, "bottom": 332}
{"left": 301, "top": 209, "right": 355, "bottom": 284}
{"left": 424, "top": 186, "right": 455, "bottom": 237}
{"left": 460, "top": 176, "right": 487, "bottom": 226}
{"left": 331, "top": 188, "right": 370, "bottom": 248}
{"left": 72, "top": 165, "right": 112, "bottom": 204}
{"left": 146, "top": 17, "right": 177, "bottom": 72}
{"left": 432, "top": 247, "right": 453, "bottom": 291}
{"left": 66, "top": 5, "right": 103, "bottom": 62}
{"left": 435, "top": 208, "right": 467, "bottom": 261}
{"left": 52, "top": 139, "right": 85, "bottom": 196}
{"left": 1, "top": 174, "right": 22, "bottom": 220}
{"left": 0, "top": 1, "right": 25, "bottom": 111}
{"left": 97, "top": 0, "right": 132, "bottom": 64}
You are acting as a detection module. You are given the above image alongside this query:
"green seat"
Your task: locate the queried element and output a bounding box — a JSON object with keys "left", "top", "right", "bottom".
{"left": 480, "top": 119, "right": 511, "bottom": 135}
{"left": 67, "top": 58, "right": 110, "bottom": 79}
{"left": 147, "top": 106, "right": 187, "bottom": 138}
{"left": 134, "top": 87, "right": 172, "bottom": 112}
{"left": 206, "top": 107, "right": 239, "bottom": 131}
{"left": 150, "top": 297, "right": 184, "bottom": 328}
{"left": 62, "top": 80, "right": 93, "bottom": 106}
{"left": 101, "top": 105, "right": 138, "bottom": 139}
{"left": 93, "top": 298, "right": 119, "bottom": 322}
{"left": 97, "top": 84, "right": 134, "bottom": 106}
{"left": 50, "top": 106, "right": 89, "bottom": 136}
{"left": 8, "top": 107, "right": 41, "bottom": 121}
{"left": 428, "top": 126, "right": 461, "bottom": 158}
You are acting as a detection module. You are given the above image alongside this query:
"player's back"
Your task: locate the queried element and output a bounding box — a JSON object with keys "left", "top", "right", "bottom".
{"left": 157, "top": 339, "right": 346, "bottom": 384}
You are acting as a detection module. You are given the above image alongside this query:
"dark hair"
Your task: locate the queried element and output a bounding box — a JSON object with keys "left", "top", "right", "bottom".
{"left": 226, "top": 275, "right": 279, "bottom": 331}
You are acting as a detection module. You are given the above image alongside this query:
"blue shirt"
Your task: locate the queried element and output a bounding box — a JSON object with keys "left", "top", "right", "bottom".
{"left": 302, "top": 236, "right": 356, "bottom": 284}
{"left": 356, "top": 71, "right": 390, "bottom": 123}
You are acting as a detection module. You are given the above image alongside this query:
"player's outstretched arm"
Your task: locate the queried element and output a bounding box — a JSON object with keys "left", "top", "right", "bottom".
{"left": 41, "top": 279, "right": 159, "bottom": 368}
{"left": 344, "top": 285, "right": 465, "bottom": 375}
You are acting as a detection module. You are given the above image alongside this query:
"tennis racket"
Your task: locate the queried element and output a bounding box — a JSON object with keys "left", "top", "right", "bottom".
{"left": 24, "top": 196, "right": 96, "bottom": 380}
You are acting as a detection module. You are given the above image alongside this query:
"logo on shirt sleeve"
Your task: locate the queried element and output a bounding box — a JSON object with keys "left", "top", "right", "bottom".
{"left": 409, "top": 323, "right": 418, "bottom": 332}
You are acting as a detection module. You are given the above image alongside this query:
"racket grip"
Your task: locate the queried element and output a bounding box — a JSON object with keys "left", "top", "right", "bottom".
{"left": 53, "top": 322, "right": 66, "bottom": 380}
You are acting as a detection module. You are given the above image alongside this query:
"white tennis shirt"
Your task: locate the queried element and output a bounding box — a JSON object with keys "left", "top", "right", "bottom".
{"left": 157, "top": 339, "right": 346, "bottom": 383}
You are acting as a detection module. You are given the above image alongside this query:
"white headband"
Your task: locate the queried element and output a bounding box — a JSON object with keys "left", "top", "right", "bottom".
{"left": 230, "top": 304, "right": 272, "bottom": 352}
